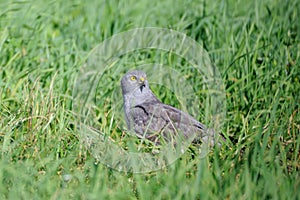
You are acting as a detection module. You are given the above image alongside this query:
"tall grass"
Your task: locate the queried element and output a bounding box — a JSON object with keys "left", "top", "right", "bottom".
{"left": 0, "top": 0, "right": 299, "bottom": 199}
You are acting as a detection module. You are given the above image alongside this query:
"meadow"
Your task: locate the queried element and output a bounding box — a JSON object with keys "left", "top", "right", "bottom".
{"left": 0, "top": 0, "right": 299, "bottom": 199}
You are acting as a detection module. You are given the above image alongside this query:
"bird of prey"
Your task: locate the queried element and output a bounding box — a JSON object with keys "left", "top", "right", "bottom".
{"left": 121, "top": 70, "right": 221, "bottom": 146}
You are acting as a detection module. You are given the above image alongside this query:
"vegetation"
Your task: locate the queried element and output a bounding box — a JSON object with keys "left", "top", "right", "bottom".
{"left": 0, "top": 0, "right": 299, "bottom": 199}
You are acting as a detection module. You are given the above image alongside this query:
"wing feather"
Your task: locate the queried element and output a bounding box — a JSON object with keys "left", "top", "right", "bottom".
{"left": 129, "top": 102, "right": 209, "bottom": 143}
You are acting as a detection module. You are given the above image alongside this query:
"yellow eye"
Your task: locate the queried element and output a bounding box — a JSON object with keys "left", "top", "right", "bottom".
{"left": 130, "top": 76, "right": 136, "bottom": 81}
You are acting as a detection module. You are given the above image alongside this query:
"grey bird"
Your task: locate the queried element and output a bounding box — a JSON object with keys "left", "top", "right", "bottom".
{"left": 121, "top": 70, "right": 220, "bottom": 145}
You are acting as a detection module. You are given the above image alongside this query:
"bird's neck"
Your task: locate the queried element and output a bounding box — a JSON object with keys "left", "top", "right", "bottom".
{"left": 124, "top": 90, "right": 159, "bottom": 108}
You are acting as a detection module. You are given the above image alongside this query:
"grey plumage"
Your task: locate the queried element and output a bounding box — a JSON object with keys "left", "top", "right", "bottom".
{"left": 121, "top": 70, "right": 219, "bottom": 145}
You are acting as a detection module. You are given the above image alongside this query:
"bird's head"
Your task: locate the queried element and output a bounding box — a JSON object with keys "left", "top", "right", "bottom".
{"left": 121, "top": 70, "right": 149, "bottom": 96}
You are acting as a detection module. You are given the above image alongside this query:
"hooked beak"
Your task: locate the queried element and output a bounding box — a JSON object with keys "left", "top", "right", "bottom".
{"left": 138, "top": 77, "right": 146, "bottom": 92}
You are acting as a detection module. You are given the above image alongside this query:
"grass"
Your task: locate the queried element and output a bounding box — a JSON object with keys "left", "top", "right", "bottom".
{"left": 0, "top": 0, "right": 299, "bottom": 199}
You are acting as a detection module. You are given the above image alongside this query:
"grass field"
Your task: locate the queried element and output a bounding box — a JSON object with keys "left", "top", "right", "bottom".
{"left": 0, "top": 0, "right": 299, "bottom": 199}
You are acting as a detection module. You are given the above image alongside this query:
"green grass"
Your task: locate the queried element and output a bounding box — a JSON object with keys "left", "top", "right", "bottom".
{"left": 0, "top": 0, "right": 299, "bottom": 199}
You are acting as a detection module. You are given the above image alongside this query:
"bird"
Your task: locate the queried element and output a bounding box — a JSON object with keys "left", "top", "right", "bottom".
{"left": 120, "top": 70, "right": 221, "bottom": 146}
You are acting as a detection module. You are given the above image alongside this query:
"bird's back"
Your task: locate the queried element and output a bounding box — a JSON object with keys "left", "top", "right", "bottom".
{"left": 128, "top": 101, "right": 212, "bottom": 144}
